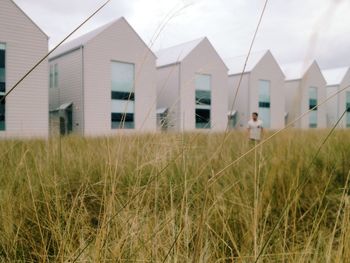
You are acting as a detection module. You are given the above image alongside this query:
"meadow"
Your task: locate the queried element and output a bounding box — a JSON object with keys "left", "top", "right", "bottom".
{"left": 0, "top": 130, "right": 349, "bottom": 262}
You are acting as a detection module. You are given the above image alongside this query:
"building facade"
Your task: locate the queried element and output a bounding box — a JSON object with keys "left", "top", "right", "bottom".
{"left": 322, "top": 67, "right": 350, "bottom": 128}
{"left": 0, "top": 0, "right": 49, "bottom": 138}
{"left": 156, "top": 37, "right": 228, "bottom": 132}
{"left": 226, "top": 50, "right": 285, "bottom": 130}
{"left": 282, "top": 61, "right": 327, "bottom": 129}
{"left": 49, "top": 17, "right": 157, "bottom": 136}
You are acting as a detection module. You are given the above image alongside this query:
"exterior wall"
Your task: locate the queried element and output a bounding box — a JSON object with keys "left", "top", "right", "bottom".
{"left": 298, "top": 63, "right": 327, "bottom": 129}
{"left": 338, "top": 69, "right": 350, "bottom": 128}
{"left": 49, "top": 48, "right": 84, "bottom": 134}
{"left": 156, "top": 64, "right": 180, "bottom": 131}
{"left": 284, "top": 63, "right": 327, "bottom": 129}
{"left": 228, "top": 73, "right": 250, "bottom": 128}
{"left": 180, "top": 38, "right": 228, "bottom": 131}
{"left": 326, "top": 85, "right": 339, "bottom": 127}
{"left": 284, "top": 80, "right": 300, "bottom": 127}
{"left": 0, "top": 0, "right": 48, "bottom": 138}
{"left": 249, "top": 51, "right": 285, "bottom": 129}
{"left": 83, "top": 18, "right": 157, "bottom": 136}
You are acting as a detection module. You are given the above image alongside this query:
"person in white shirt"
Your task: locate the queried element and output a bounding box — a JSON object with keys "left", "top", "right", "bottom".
{"left": 247, "top": 112, "right": 263, "bottom": 142}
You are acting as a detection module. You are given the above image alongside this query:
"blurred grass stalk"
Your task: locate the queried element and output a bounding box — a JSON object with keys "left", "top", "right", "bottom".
{"left": 0, "top": 130, "right": 349, "bottom": 262}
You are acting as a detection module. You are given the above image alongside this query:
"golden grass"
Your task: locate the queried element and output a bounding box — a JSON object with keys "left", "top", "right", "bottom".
{"left": 0, "top": 130, "right": 349, "bottom": 262}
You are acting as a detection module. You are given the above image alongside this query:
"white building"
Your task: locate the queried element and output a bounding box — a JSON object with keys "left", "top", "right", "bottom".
{"left": 156, "top": 37, "right": 228, "bottom": 132}
{"left": 0, "top": 0, "right": 49, "bottom": 138}
{"left": 49, "top": 18, "right": 157, "bottom": 136}
{"left": 281, "top": 61, "right": 327, "bottom": 129}
{"left": 226, "top": 50, "right": 285, "bottom": 130}
{"left": 322, "top": 67, "right": 350, "bottom": 128}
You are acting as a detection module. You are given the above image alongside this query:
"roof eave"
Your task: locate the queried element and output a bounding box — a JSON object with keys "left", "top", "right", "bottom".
{"left": 156, "top": 61, "right": 181, "bottom": 69}
{"left": 49, "top": 45, "right": 83, "bottom": 61}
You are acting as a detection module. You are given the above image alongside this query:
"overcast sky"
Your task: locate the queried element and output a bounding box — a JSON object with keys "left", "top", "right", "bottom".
{"left": 14, "top": 0, "right": 350, "bottom": 69}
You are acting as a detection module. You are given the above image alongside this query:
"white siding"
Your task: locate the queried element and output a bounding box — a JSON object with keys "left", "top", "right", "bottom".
{"left": 326, "top": 85, "right": 339, "bottom": 127}
{"left": 229, "top": 51, "right": 285, "bottom": 130}
{"left": 0, "top": 0, "right": 48, "bottom": 138}
{"left": 338, "top": 69, "right": 350, "bottom": 128}
{"left": 250, "top": 51, "right": 285, "bottom": 129}
{"left": 49, "top": 49, "right": 84, "bottom": 134}
{"left": 284, "top": 80, "right": 300, "bottom": 127}
{"left": 285, "top": 62, "right": 327, "bottom": 129}
{"left": 83, "top": 18, "right": 157, "bottom": 136}
{"left": 180, "top": 38, "right": 228, "bottom": 131}
{"left": 228, "top": 73, "right": 249, "bottom": 128}
{"left": 156, "top": 64, "right": 181, "bottom": 131}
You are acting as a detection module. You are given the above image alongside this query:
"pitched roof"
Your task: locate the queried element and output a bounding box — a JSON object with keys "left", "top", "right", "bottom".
{"left": 225, "top": 50, "right": 268, "bottom": 75}
{"left": 280, "top": 60, "right": 314, "bottom": 81}
{"left": 49, "top": 18, "right": 122, "bottom": 59}
{"left": 10, "top": 0, "right": 48, "bottom": 38}
{"left": 155, "top": 37, "right": 206, "bottom": 68}
{"left": 322, "top": 67, "right": 349, "bottom": 86}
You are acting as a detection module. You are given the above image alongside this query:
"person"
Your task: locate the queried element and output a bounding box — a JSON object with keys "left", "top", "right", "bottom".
{"left": 247, "top": 112, "right": 263, "bottom": 142}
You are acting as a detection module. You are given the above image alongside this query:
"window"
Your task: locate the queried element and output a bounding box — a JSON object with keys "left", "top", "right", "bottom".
{"left": 0, "top": 43, "right": 5, "bottom": 131}
{"left": 346, "top": 91, "right": 350, "bottom": 128}
{"left": 195, "top": 74, "right": 211, "bottom": 129}
{"left": 258, "top": 80, "right": 270, "bottom": 128}
{"left": 49, "top": 65, "right": 54, "bottom": 88}
{"left": 111, "top": 61, "right": 135, "bottom": 129}
{"left": 228, "top": 111, "right": 238, "bottom": 128}
{"left": 309, "top": 87, "right": 318, "bottom": 128}
{"left": 49, "top": 64, "right": 58, "bottom": 88}
{"left": 54, "top": 64, "right": 58, "bottom": 88}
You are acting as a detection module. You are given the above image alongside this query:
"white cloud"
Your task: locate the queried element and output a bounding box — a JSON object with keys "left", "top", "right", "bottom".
{"left": 13, "top": 0, "right": 350, "bottom": 68}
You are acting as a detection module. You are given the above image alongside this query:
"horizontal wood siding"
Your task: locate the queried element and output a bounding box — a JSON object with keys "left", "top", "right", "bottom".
{"left": 0, "top": 0, "right": 48, "bottom": 138}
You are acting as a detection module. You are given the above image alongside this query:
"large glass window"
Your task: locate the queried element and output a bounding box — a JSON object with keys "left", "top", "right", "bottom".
{"left": 111, "top": 61, "right": 135, "bottom": 129}
{"left": 0, "top": 43, "right": 5, "bottom": 131}
{"left": 49, "top": 64, "right": 58, "bottom": 89}
{"left": 258, "top": 80, "right": 270, "bottom": 128}
{"left": 346, "top": 91, "right": 350, "bottom": 128}
{"left": 309, "top": 87, "right": 318, "bottom": 128}
{"left": 195, "top": 74, "right": 211, "bottom": 129}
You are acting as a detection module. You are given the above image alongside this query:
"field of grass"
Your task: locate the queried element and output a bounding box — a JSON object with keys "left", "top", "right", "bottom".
{"left": 0, "top": 130, "right": 349, "bottom": 262}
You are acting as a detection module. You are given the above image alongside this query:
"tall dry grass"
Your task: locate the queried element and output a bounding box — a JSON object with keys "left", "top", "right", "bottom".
{"left": 0, "top": 130, "right": 349, "bottom": 262}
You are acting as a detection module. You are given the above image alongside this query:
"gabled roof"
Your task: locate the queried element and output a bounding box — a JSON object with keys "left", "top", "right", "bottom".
{"left": 155, "top": 37, "right": 206, "bottom": 68}
{"left": 225, "top": 50, "right": 268, "bottom": 76}
{"left": 280, "top": 60, "right": 315, "bottom": 81}
{"left": 49, "top": 17, "right": 156, "bottom": 61}
{"left": 322, "top": 67, "right": 349, "bottom": 86}
{"left": 10, "top": 0, "right": 48, "bottom": 38}
{"left": 49, "top": 18, "right": 122, "bottom": 59}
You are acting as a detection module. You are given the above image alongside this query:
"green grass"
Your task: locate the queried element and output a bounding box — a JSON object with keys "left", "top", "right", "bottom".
{"left": 0, "top": 130, "right": 349, "bottom": 262}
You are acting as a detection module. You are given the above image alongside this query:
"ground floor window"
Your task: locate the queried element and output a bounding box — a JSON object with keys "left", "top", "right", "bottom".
{"left": 111, "top": 112, "right": 134, "bottom": 129}
{"left": 195, "top": 108, "right": 210, "bottom": 129}
{"left": 258, "top": 80, "right": 271, "bottom": 128}
{"left": 309, "top": 87, "right": 318, "bottom": 128}
{"left": 228, "top": 111, "right": 237, "bottom": 128}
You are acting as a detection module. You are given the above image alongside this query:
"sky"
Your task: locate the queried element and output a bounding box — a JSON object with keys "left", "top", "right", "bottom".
{"left": 14, "top": 0, "right": 350, "bottom": 69}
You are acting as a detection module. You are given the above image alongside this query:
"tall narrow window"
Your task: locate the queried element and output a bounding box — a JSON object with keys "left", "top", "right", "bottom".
{"left": 258, "top": 80, "right": 270, "bottom": 128}
{"left": 195, "top": 74, "right": 211, "bottom": 129}
{"left": 49, "top": 65, "right": 54, "bottom": 88}
{"left": 54, "top": 64, "right": 58, "bottom": 88}
{"left": 309, "top": 87, "right": 318, "bottom": 128}
{"left": 0, "top": 43, "right": 5, "bottom": 131}
{"left": 49, "top": 64, "right": 58, "bottom": 88}
{"left": 111, "top": 61, "right": 135, "bottom": 129}
{"left": 346, "top": 91, "right": 350, "bottom": 128}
